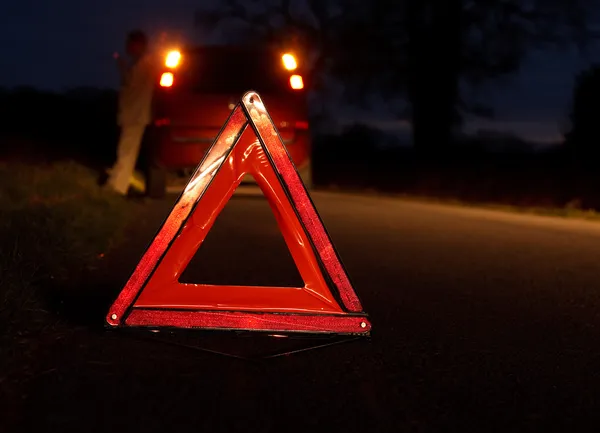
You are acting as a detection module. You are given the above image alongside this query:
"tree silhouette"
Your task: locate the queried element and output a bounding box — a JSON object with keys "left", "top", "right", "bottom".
{"left": 412, "top": 0, "right": 595, "bottom": 157}
{"left": 194, "top": 0, "right": 385, "bottom": 96}
{"left": 565, "top": 65, "right": 600, "bottom": 163}
{"left": 195, "top": 0, "right": 597, "bottom": 157}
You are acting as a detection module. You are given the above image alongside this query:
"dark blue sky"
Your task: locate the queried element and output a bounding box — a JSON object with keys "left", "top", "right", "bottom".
{"left": 1, "top": 0, "right": 598, "bottom": 143}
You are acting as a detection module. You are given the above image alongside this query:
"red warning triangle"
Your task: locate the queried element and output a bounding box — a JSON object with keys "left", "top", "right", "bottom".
{"left": 106, "top": 91, "right": 371, "bottom": 335}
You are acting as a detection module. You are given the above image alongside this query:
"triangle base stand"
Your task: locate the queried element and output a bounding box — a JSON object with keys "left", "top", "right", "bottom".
{"left": 120, "top": 327, "right": 367, "bottom": 361}
{"left": 125, "top": 309, "right": 370, "bottom": 335}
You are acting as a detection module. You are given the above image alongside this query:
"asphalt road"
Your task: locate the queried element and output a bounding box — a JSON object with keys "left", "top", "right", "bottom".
{"left": 9, "top": 191, "right": 600, "bottom": 432}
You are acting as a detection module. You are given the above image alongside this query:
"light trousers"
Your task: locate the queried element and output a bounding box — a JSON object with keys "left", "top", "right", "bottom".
{"left": 107, "top": 124, "right": 146, "bottom": 195}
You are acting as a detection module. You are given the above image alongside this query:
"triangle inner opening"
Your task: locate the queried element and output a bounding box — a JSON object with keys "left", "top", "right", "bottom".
{"left": 178, "top": 186, "right": 305, "bottom": 288}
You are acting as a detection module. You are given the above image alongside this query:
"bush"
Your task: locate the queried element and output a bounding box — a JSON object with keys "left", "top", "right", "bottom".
{"left": 565, "top": 65, "right": 600, "bottom": 161}
{"left": 0, "top": 161, "right": 131, "bottom": 335}
{"left": 0, "top": 88, "right": 119, "bottom": 167}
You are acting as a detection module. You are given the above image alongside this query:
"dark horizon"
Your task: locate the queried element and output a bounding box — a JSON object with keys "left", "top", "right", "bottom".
{"left": 2, "top": 0, "right": 599, "bottom": 144}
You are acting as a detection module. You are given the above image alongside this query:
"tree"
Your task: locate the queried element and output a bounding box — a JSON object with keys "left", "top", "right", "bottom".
{"left": 194, "top": 1, "right": 397, "bottom": 98}
{"left": 195, "top": 0, "right": 598, "bottom": 157}
{"left": 564, "top": 65, "right": 600, "bottom": 162}
{"left": 407, "top": 0, "right": 597, "bottom": 158}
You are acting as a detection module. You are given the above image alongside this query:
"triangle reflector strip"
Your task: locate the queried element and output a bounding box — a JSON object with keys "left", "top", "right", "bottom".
{"left": 106, "top": 91, "right": 371, "bottom": 335}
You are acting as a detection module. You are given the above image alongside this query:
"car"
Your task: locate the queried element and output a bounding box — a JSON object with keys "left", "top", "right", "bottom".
{"left": 143, "top": 44, "right": 312, "bottom": 198}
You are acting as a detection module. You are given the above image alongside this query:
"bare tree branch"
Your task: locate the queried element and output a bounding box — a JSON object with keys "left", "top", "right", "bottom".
{"left": 194, "top": 0, "right": 599, "bottom": 119}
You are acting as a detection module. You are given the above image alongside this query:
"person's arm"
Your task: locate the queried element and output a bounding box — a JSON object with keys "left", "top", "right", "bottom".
{"left": 142, "top": 53, "right": 163, "bottom": 88}
{"left": 113, "top": 52, "right": 130, "bottom": 85}
{"left": 149, "top": 53, "right": 163, "bottom": 79}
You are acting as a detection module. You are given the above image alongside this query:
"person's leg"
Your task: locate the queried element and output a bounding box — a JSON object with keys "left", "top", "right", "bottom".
{"left": 107, "top": 124, "right": 146, "bottom": 195}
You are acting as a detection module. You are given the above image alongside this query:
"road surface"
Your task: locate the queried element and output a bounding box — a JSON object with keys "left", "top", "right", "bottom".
{"left": 9, "top": 191, "right": 600, "bottom": 432}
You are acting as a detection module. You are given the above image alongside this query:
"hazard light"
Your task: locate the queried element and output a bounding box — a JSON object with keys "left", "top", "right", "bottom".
{"left": 160, "top": 72, "right": 174, "bottom": 87}
{"left": 282, "top": 53, "right": 297, "bottom": 71}
{"left": 290, "top": 75, "right": 304, "bottom": 90}
{"left": 165, "top": 50, "right": 181, "bottom": 68}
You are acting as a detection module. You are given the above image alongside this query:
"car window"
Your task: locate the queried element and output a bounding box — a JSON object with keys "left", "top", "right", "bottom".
{"left": 174, "top": 48, "right": 291, "bottom": 94}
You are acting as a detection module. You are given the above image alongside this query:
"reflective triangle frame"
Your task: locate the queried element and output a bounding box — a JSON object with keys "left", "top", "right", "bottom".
{"left": 106, "top": 91, "right": 371, "bottom": 335}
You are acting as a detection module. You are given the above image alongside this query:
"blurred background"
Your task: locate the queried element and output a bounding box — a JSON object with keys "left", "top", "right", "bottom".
{"left": 2, "top": 0, "right": 600, "bottom": 208}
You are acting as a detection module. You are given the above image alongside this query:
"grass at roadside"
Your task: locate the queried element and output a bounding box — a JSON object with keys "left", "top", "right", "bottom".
{"left": 322, "top": 185, "right": 600, "bottom": 221}
{"left": 0, "top": 161, "right": 134, "bottom": 338}
{"left": 396, "top": 194, "right": 600, "bottom": 220}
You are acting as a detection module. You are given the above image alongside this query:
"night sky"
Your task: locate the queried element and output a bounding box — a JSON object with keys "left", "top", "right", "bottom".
{"left": 2, "top": 0, "right": 598, "bottom": 144}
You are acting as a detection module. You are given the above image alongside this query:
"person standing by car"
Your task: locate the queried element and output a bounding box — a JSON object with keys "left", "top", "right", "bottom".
{"left": 106, "top": 30, "right": 158, "bottom": 196}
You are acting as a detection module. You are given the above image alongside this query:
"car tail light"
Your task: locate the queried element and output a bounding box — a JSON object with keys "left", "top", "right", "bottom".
{"left": 290, "top": 75, "right": 304, "bottom": 90}
{"left": 282, "top": 53, "right": 297, "bottom": 71}
{"left": 295, "top": 121, "right": 309, "bottom": 130}
{"left": 155, "top": 118, "right": 170, "bottom": 126}
{"left": 165, "top": 50, "right": 181, "bottom": 68}
{"left": 160, "top": 72, "right": 174, "bottom": 87}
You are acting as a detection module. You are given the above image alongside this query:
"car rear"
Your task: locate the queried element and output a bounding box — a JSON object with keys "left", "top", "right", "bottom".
{"left": 148, "top": 45, "right": 311, "bottom": 193}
